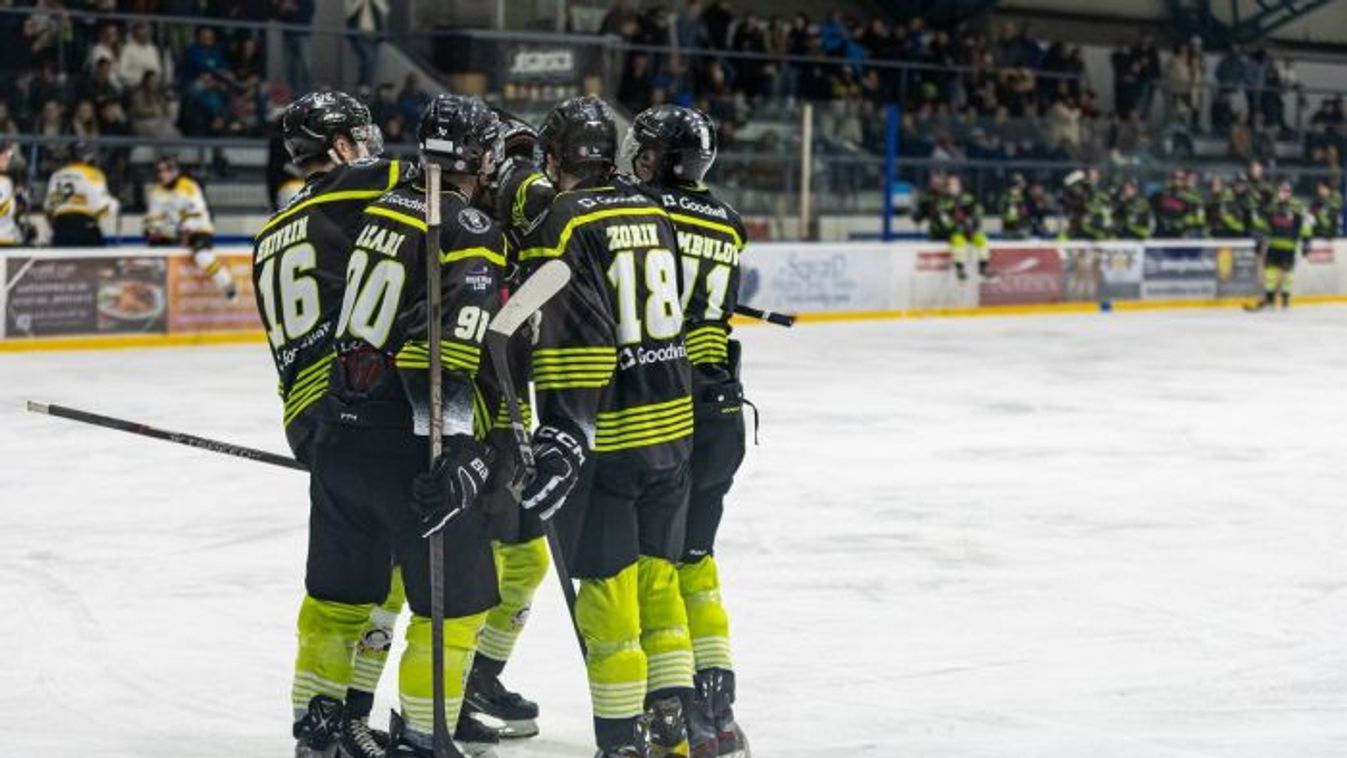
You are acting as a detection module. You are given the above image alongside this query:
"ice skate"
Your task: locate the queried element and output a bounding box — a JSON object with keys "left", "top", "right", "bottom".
{"left": 293, "top": 694, "right": 342, "bottom": 757}
{"left": 697, "top": 670, "right": 749, "bottom": 758}
{"left": 645, "top": 695, "right": 690, "bottom": 758}
{"left": 455, "top": 706, "right": 502, "bottom": 756}
{"left": 336, "top": 716, "right": 386, "bottom": 758}
{"left": 463, "top": 667, "right": 540, "bottom": 738}
{"left": 387, "top": 710, "right": 478, "bottom": 757}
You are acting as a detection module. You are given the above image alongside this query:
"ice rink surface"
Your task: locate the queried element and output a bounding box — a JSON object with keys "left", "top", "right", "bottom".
{"left": 4, "top": 307, "right": 1347, "bottom": 757}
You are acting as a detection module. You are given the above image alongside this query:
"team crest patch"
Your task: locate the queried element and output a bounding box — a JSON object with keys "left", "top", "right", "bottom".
{"left": 458, "top": 207, "right": 491, "bottom": 234}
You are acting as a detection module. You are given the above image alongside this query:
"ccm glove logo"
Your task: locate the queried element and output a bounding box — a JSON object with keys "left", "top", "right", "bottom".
{"left": 521, "top": 425, "right": 586, "bottom": 520}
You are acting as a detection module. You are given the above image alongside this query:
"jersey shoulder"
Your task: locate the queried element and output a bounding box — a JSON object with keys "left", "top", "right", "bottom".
{"left": 328, "top": 157, "right": 404, "bottom": 195}
{"left": 654, "top": 184, "right": 747, "bottom": 248}
{"left": 443, "top": 193, "right": 506, "bottom": 257}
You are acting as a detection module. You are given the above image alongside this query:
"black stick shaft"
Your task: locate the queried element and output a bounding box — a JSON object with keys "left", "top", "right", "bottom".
{"left": 735, "top": 303, "right": 796, "bottom": 327}
{"left": 424, "top": 163, "right": 451, "bottom": 758}
{"left": 27, "top": 401, "right": 306, "bottom": 471}
{"left": 486, "top": 331, "right": 584, "bottom": 655}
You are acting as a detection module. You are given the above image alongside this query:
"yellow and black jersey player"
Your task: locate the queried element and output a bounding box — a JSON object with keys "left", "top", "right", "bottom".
{"left": 511, "top": 95, "right": 701, "bottom": 758}
{"left": 625, "top": 103, "right": 751, "bottom": 758}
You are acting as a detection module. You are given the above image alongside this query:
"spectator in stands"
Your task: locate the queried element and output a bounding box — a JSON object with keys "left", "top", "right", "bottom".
{"left": 23, "top": 1, "right": 67, "bottom": 67}
{"left": 183, "top": 26, "right": 233, "bottom": 90}
{"left": 370, "top": 82, "right": 398, "bottom": 130}
{"left": 703, "top": 0, "right": 733, "bottom": 50}
{"left": 0, "top": 102, "right": 16, "bottom": 134}
{"left": 676, "top": 0, "right": 707, "bottom": 51}
{"left": 1229, "top": 113, "right": 1253, "bottom": 162}
{"left": 87, "top": 23, "right": 121, "bottom": 72}
{"left": 346, "top": 0, "right": 386, "bottom": 88}
{"left": 79, "top": 57, "right": 123, "bottom": 106}
{"left": 118, "top": 22, "right": 163, "bottom": 91}
{"left": 1046, "top": 95, "right": 1081, "bottom": 153}
{"left": 276, "top": 0, "right": 315, "bottom": 95}
{"left": 731, "top": 13, "right": 774, "bottom": 101}
{"left": 617, "top": 51, "right": 653, "bottom": 113}
{"left": 34, "top": 99, "right": 63, "bottom": 137}
{"left": 1164, "top": 42, "right": 1199, "bottom": 128}
{"left": 396, "top": 72, "right": 430, "bottom": 126}
{"left": 129, "top": 69, "right": 178, "bottom": 139}
{"left": 1243, "top": 48, "right": 1267, "bottom": 122}
{"left": 71, "top": 99, "right": 100, "bottom": 138}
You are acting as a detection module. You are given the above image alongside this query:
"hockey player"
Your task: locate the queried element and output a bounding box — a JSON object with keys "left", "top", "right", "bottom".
{"left": 44, "top": 144, "right": 114, "bottom": 247}
{"left": 0, "top": 143, "right": 28, "bottom": 245}
{"left": 1114, "top": 177, "right": 1153, "bottom": 240}
{"left": 249, "top": 90, "right": 409, "bottom": 756}
{"left": 624, "top": 104, "right": 750, "bottom": 758}
{"left": 457, "top": 108, "right": 556, "bottom": 744}
{"left": 1000, "top": 174, "right": 1032, "bottom": 240}
{"left": 1249, "top": 181, "right": 1312, "bottom": 310}
{"left": 307, "top": 93, "right": 505, "bottom": 758}
{"left": 1236, "top": 160, "right": 1274, "bottom": 229}
{"left": 1310, "top": 179, "right": 1342, "bottom": 239}
{"left": 925, "top": 174, "right": 988, "bottom": 280}
{"left": 145, "top": 153, "right": 237, "bottom": 299}
{"left": 514, "top": 95, "right": 698, "bottom": 758}
{"left": 1062, "top": 170, "right": 1110, "bottom": 241}
{"left": 1207, "top": 176, "right": 1247, "bottom": 238}
{"left": 1152, "top": 170, "right": 1203, "bottom": 238}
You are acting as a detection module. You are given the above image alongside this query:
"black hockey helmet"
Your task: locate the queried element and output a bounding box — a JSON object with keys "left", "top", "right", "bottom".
{"left": 622, "top": 104, "right": 717, "bottom": 185}
{"left": 537, "top": 96, "right": 617, "bottom": 178}
{"left": 281, "top": 90, "right": 376, "bottom": 164}
{"left": 417, "top": 94, "right": 502, "bottom": 176}
{"left": 491, "top": 107, "right": 539, "bottom": 162}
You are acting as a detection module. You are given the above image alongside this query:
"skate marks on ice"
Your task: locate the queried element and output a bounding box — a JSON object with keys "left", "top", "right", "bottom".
{"left": 5, "top": 311, "right": 1347, "bottom": 755}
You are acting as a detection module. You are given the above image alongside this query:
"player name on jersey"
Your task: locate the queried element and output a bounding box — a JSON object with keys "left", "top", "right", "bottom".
{"left": 353, "top": 224, "right": 409, "bottom": 259}
{"left": 256, "top": 216, "right": 309, "bottom": 263}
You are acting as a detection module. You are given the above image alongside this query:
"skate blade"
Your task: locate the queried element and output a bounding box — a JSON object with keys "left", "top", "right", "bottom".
{"left": 468, "top": 711, "right": 539, "bottom": 739}
{"left": 458, "top": 741, "right": 499, "bottom": 758}
{"left": 497, "top": 718, "right": 539, "bottom": 739}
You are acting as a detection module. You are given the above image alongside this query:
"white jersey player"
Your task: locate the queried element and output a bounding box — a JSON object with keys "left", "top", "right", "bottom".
{"left": 0, "top": 144, "right": 27, "bottom": 245}
{"left": 275, "top": 175, "right": 304, "bottom": 210}
{"left": 45, "top": 146, "right": 115, "bottom": 247}
{"left": 146, "top": 154, "right": 236, "bottom": 300}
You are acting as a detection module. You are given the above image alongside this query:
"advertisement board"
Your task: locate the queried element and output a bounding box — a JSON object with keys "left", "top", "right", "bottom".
{"left": 167, "top": 252, "right": 260, "bottom": 333}
{"left": 910, "top": 249, "right": 978, "bottom": 310}
{"left": 1214, "top": 242, "right": 1261, "bottom": 298}
{"left": 980, "top": 247, "right": 1062, "bottom": 306}
{"left": 4, "top": 256, "right": 167, "bottom": 338}
{"left": 1142, "top": 246, "right": 1217, "bottom": 300}
{"left": 739, "top": 243, "right": 898, "bottom": 313}
{"left": 1060, "top": 245, "right": 1101, "bottom": 302}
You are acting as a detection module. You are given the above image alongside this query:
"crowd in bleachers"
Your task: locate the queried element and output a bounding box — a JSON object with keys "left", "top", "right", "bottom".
{"left": 605, "top": 0, "right": 1345, "bottom": 198}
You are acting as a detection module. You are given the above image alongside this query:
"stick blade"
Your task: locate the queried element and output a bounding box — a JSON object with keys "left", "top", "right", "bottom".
{"left": 490, "top": 260, "right": 571, "bottom": 339}
{"left": 26, "top": 400, "right": 50, "bottom": 415}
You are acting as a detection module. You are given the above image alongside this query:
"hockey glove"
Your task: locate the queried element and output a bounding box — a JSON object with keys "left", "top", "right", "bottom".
{"left": 411, "top": 436, "right": 495, "bottom": 538}
{"left": 521, "top": 424, "right": 586, "bottom": 521}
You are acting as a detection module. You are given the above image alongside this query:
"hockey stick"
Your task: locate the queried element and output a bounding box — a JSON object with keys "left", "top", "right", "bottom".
{"left": 424, "top": 162, "right": 452, "bottom": 758}
{"left": 734, "top": 303, "right": 795, "bottom": 327}
{"left": 482, "top": 259, "right": 586, "bottom": 654}
{"left": 26, "top": 401, "right": 307, "bottom": 471}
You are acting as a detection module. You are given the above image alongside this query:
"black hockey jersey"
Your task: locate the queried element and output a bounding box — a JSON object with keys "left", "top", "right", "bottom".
{"left": 645, "top": 182, "right": 747, "bottom": 368}
{"left": 518, "top": 180, "right": 693, "bottom": 468}
{"left": 488, "top": 156, "right": 556, "bottom": 252}
{"left": 251, "top": 158, "right": 404, "bottom": 431}
{"left": 333, "top": 182, "right": 507, "bottom": 438}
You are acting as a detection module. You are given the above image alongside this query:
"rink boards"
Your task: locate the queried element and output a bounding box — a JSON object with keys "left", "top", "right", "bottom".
{"left": 2, "top": 239, "right": 1347, "bottom": 350}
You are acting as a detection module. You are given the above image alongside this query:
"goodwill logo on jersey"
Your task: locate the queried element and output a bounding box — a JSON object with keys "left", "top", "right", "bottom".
{"left": 618, "top": 342, "right": 687, "bottom": 371}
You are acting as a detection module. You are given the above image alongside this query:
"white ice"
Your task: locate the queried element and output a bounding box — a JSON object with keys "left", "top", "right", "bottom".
{"left": 4, "top": 307, "right": 1347, "bottom": 758}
